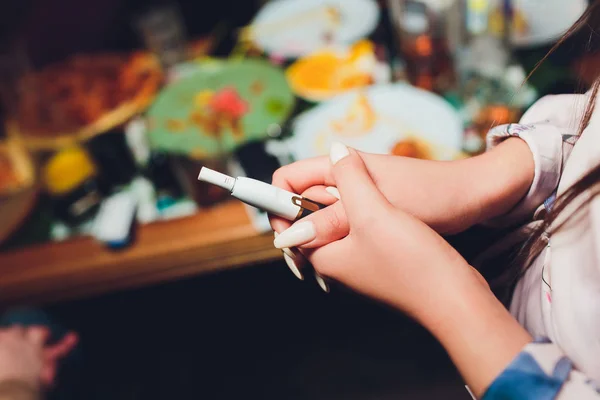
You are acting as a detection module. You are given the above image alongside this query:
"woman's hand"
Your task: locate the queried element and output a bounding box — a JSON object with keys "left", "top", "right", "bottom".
{"left": 274, "top": 143, "right": 486, "bottom": 316}
{"left": 270, "top": 138, "right": 534, "bottom": 246}
{"left": 273, "top": 143, "right": 532, "bottom": 397}
{"left": 0, "top": 326, "right": 78, "bottom": 389}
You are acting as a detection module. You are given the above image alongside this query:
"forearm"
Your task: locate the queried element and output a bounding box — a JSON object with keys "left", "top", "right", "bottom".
{"left": 418, "top": 271, "right": 532, "bottom": 398}
{"left": 362, "top": 138, "right": 534, "bottom": 233}
{"left": 461, "top": 138, "right": 535, "bottom": 225}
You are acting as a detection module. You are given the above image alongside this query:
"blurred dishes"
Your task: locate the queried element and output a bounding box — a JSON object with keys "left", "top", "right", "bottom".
{"left": 0, "top": 136, "right": 34, "bottom": 197}
{"left": 249, "top": 0, "right": 380, "bottom": 59}
{"left": 0, "top": 135, "right": 38, "bottom": 245}
{"left": 0, "top": 186, "right": 38, "bottom": 246}
{"left": 501, "top": 0, "right": 586, "bottom": 47}
{"left": 15, "top": 52, "right": 163, "bottom": 150}
{"left": 146, "top": 59, "right": 295, "bottom": 157}
{"left": 286, "top": 40, "right": 388, "bottom": 102}
{"left": 135, "top": 4, "right": 188, "bottom": 69}
{"left": 289, "top": 83, "right": 463, "bottom": 161}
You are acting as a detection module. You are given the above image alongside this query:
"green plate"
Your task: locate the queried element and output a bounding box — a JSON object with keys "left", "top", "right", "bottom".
{"left": 147, "top": 59, "right": 295, "bottom": 158}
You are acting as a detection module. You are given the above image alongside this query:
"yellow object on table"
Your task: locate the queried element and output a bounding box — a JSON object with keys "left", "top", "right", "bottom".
{"left": 42, "top": 147, "right": 97, "bottom": 195}
{"left": 488, "top": 7, "right": 529, "bottom": 37}
{"left": 286, "top": 40, "right": 377, "bottom": 102}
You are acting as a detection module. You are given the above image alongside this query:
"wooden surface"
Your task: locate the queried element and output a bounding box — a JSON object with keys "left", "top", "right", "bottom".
{"left": 0, "top": 201, "right": 281, "bottom": 307}
{"left": 0, "top": 187, "right": 38, "bottom": 246}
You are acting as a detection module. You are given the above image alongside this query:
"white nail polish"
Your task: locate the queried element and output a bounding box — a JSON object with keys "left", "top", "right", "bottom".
{"left": 283, "top": 252, "right": 304, "bottom": 280}
{"left": 330, "top": 141, "right": 350, "bottom": 165}
{"left": 325, "top": 186, "right": 340, "bottom": 200}
{"left": 315, "top": 272, "right": 330, "bottom": 293}
{"left": 281, "top": 246, "right": 295, "bottom": 259}
{"left": 275, "top": 232, "right": 296, "bottom": 259}
{"left": 273, "top": 221, "right": 316, "bottom": 249}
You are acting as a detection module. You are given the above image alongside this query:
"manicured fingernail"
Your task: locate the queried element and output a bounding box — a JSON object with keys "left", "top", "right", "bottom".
{"left": 283, "top": 252, "right": 304, "bottom": 280}
{"left": 273, "top": 221, "right": 316, "bottom": 249}
{"left": 281, "top": 246, "right": 295, "bottom": 258}
{"left": 314, "top": 272, "right": 330, "bottom": 293}
{"left": 330, "top": 141, "right": 350, "bottom": 165}
{"left": 275, "top": 231, "right": 305, "bottom": 280}
{"left": 325, "top": 186, "right": 340, "bottom": 200}
{"left": 275, "top": 232, "right": 297, "bottom": 259}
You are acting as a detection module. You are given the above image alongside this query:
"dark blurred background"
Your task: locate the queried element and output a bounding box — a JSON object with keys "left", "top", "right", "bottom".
{"left": 0, "top": 0, "right": 259, "bottom": 66}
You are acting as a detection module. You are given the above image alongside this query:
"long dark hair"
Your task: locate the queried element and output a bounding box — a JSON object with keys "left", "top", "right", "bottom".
{"left": 493, "top": 1, "right": 600, "bottom": 300}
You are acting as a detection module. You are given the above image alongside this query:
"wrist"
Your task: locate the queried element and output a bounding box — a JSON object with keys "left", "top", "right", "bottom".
{"left": 418, "top": 270, "right": 532, "bottom": 397}
{"left": 461, "top": 138, "right": 534, "bottom": 224}
{"left": 414, "top": 264, "right": 491, "bottom": 331}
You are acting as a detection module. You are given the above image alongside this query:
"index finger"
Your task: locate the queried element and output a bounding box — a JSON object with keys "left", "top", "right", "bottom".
{"left": 44, "top": 332, "right": 78, "bottom": 360}
{"left": 271, "top": 156, "right": 334, "bottom": 194}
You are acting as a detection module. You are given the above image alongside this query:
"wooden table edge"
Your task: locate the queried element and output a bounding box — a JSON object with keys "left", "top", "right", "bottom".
{"left": 0, "top": 201, "right": 281, "bottom": 307}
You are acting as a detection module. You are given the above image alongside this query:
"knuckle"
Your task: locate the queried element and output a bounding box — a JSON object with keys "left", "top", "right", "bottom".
{"left": 353, "top": 209, "right": 386, "bottom": 235}
{"left": 324, "top": 206, "right": 345, "bottom": 232}
{"left": 314, "top": 260, "right": 341, "bottom": 280}
{"left": 333, "top": 154, "right": 355, "bottom": 170}
{"left": 271, "top": 167, "right": 285, "bottom": 185}
{"left": 354, "top": 212, "right": 376, "bottom": 229}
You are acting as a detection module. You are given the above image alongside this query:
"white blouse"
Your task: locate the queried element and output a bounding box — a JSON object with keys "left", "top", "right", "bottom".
{"left": 483, "top": 91, "right": 600, "bottom": 398}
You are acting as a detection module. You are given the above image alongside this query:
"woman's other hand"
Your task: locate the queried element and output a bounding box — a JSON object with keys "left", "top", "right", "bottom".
{"left": 274, "top": 143, "right": 487, "bottom": 317}
{"left": 0, "top": 326, "right": 78, "bottom": 389}
{"left": 273, "top": 143, "right": 532, "bottom": 397}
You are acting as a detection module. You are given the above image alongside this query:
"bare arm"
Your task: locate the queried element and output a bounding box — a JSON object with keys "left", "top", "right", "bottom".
{"left": 361, "top": 137, "right": 535, "bottom": 233}
{"left": 271, "top": 137, "right": 535, "bottom": 241}
{"left": 414, "top": 274, "right": 532, "bottom": 398}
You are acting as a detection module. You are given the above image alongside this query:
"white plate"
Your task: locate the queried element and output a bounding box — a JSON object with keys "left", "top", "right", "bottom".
{"left": 289, "top": 83, "right": 463, "bottom": 161}
{"left": 510, "top": 0, "right": 587, "bottom": 47}
{"left": 251, "top": 0, "right": 380, "bottom": 59}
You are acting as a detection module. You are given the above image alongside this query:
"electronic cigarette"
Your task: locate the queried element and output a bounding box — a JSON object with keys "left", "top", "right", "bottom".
{"left": 197, "top": 167, "right": 325, "bottom": 220}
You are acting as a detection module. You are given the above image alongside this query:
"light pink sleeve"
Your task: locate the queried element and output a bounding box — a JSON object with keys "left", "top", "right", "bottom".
{"left": 484, "top": 94, "right": 586, "bottom": 226}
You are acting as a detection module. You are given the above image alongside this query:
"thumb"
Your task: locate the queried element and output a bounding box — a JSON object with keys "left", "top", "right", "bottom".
{"left": 329, "top": 142, "right": 389, "bottom": 224}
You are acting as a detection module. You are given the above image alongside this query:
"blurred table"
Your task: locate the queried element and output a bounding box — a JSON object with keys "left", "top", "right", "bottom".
{"left": 0, "top": 201, "right": 280, "bottom": 307}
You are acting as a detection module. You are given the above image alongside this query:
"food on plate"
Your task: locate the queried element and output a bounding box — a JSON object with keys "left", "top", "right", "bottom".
{"left": 166, "top": 119, "right": 186, "bottom": 132}
{"left": 250, "top": 80, "right": 265, "bottom": 95}
{"left": 391, "top": 138, "right": 433, "bottom": 160}
{"left": 186, "top": 87, "right": 250, "bottom": 138}
{"left": 286, "top": 40, "right": 377, "bottom": 101}
{"left": 330, "top": 92, "right": 377, "bottom": 137}
{"left": 16, "top": 52, "right": 163, "bottom": 139}
{"left": 147, "top": 58, "right": 295, "bottom": 157}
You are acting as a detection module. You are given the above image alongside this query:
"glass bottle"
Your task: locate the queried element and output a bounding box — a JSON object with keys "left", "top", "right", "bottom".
{"left": 387, "top": 0, "right": 457, "bottom": 93}
{"left": 457, "top": 0, "right": 531, "bottom": 153}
